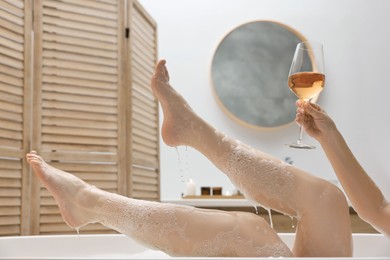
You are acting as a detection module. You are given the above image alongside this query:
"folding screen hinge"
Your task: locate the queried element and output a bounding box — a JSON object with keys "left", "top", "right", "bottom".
{"left": 125, "top": 28, "right": 130, "bottom": 38}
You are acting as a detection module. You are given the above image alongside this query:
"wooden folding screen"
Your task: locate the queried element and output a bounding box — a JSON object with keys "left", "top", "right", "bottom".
{"left": 0, "top": 0, "right": 158, "bottom": 236}
{"left": 0, "top": 0, "right": 32, "bottom": 236}
{"left": 127, "top": 1, "right": 160, "bottom": 201}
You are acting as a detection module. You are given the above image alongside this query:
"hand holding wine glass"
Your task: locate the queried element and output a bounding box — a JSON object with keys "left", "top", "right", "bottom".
{"left": 287, "top": 41, "right": 325, "bottom": 149}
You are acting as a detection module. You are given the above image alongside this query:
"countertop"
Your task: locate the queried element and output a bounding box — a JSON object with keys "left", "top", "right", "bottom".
{"left": 163, "top": 195, "right": 255, "bottom": 207}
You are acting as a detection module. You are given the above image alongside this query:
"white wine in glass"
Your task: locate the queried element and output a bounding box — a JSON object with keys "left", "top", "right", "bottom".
{"left": 287, "top": 41, "right": 325, "bottom": 149}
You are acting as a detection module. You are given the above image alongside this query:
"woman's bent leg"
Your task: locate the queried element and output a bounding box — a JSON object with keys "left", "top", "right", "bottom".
{"left": 151, "top": 60, "right": 352, "bottom": 257}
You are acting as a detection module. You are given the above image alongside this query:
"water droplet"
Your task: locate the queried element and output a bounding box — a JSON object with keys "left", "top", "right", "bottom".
{"left": 291, "top": 216, "right": 295, "bottom": 229}
{"left": 268, "top": 209, "right": 273, "bottom": 228}
{"left": 175, "top": 147, "right": 185, "bottom": 182}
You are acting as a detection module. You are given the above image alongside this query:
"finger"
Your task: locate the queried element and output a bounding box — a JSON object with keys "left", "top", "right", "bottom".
{"left": 296, "top": 107, "right": 305, "bottom": 115}
{"left": 295, "top": 112, "right": 304, "bottom": 124}
{"left": 307, "top": 102, "right": 323, "bottom": 111}
{"left": 304, "top": 102, "right": 324, "bottom": 118}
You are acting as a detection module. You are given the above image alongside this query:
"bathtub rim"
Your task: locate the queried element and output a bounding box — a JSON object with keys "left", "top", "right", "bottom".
{"left": 0, "top": 232, "right": 388, "bottom": 259}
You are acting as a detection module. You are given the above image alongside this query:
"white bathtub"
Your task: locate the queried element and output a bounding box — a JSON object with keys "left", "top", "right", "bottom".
{"left": 0, "top": 233, "right": 389, "bottom": 259}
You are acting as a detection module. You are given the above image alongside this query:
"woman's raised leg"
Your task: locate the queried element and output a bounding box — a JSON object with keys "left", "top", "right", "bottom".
{"left": 151, "top": 59, "right": 352, "bottom": 257}
{"left": 26, "top": 151, "right": 293, "bottom": 257}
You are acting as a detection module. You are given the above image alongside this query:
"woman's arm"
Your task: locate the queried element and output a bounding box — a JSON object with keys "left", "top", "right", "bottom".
{"left": 297, "top": 101, "right": 390, "bottom": 235}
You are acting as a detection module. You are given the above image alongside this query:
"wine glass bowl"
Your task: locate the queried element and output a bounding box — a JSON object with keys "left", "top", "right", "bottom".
{"left": 287, "top": 41, "right": 325, "bottom": 149}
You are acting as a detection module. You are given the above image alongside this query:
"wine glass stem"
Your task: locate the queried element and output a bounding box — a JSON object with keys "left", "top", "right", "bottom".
{"left": 298, "top": 124, "right": 304, "bottom": 144}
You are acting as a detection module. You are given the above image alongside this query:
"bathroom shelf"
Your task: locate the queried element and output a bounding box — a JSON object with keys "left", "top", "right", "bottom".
{"left": 182, "top": 195, "right": 245, "bottom": 199}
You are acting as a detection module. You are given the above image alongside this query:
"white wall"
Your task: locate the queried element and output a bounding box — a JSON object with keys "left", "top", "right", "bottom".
{"left": 139, "top": 0, "right": 390, "bottom": 201}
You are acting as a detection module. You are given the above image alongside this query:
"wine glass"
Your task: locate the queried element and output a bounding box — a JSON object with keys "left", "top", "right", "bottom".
{"left": 287, "top": 41, "right": 325, "bottom": 149}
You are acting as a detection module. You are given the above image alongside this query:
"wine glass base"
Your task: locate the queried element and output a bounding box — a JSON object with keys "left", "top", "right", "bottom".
{"left": 286, "top": 142, "right": 316, "bottom": 149}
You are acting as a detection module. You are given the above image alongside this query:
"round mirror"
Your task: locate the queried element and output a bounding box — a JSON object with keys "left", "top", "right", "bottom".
{"left": 211, "top": 21, "right": 308, "bottom": 129}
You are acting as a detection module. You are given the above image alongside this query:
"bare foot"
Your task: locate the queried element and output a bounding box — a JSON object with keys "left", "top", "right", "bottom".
{"left": 26, "top": 151, "right": 101, "bottom": 229}
{"left": 151, "top": 60, "right": 201, "bottom": 147}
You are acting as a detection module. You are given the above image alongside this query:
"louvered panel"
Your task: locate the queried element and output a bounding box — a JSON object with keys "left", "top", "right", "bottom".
{"left": 0, "top": 8, "right": 23, "bottom": 25}
{"left": 43, "top": 59, "right": 118, "bottom": 74}
{"left": 41, "top": 126, "right": 117, "bottom": 138}
{"left": 43, "top": 68, "right": 117, "bottom": 83}
{"left": 133, "top": 87, "right": 157, "bottom": 109}
{"left": 50, "top": 162, "right": 118, "bottom": 173}
{"left": 133, "top": 95, "right": 157, "bottom": 116}
{"left": 42, "top": 16, "right": 116, "bottom": 36}
{"left": 0, "top": 0, "right": 30, "bottom": 236}
{"left": 132, "top": 45, "right": 155, "bottom": 69}
{"left": 0, "top": 99, "right": 22, "bottom": 113}
{"left": 1, "top": 0, "right": 24, "bottom": 9}
{"left": 132, "top": 117, "right": 157, "bottom": 134}
{"left": 0, "top": 109, "right": 22, "bottom": 122}
{"left": 132, "top": 13, "right": 155, "bottom": 49}
{"left": 132, "top": 190, "right": 158, "bottom": 200}
{"left": 133, "top": 127, "right": 158, "bottom": 143}
{"left": 128, "top": 0, "right": 158, "bottom": 202}
{"left": 42, "top": 117, "right": 117, "bottom": 130}
{"left": 132, "top": 131, "right": 158, "bottom": 149}
{"left": 0, "top": 117, "right": 21, "bottom": 136}
{"left": 0, "top": 27, "right": 24, "bottom": 44}
{"left": 132, "top": 62, "right": 154, "bottom": 86}
{"left": 33, "top": 0, "right": 122, "bottom": 235}
{"left": 42, "top": 75, "right": 117, "bottom": 90}
{"left": 0, "top": 128, "right": 22, "bottom": 141}
{"left": 134, "top": 39, "right": 156, "bottom": 60}
{"left": 0, "top": 157, "right": 22, "bottom": 235}
{"left": 0, "top": 87, "right": 23, "bottom": 104}
{"left": 0, "top": 63, "right": 23, "bottom": 77}
{"left": 43, "top": 84, "right": 117, "bottom": 98}
{"left": 133, "top": 151, "right": 158, "bottom": 166}
{"left": 41, "top": 151, "right": 117, "bottom": 163}
{"left": 0, "top": 35, "right": 24, "bottom": 52}
{"left": 42, "top": 100, "right": 117, "bottom": 114}
{"left": 42, "top": 134, "right": 117, "bottom": 146}
{"left": 43, "top": 35, "right": 117, "bottom": 53}
{"left": 42, "top": 0, "right": 117, "bottom": 20}
{"left": 0, "top": 71, "right": 23, "bottom": 86}
{"left": 42, "top": 91, "right": 117, "bottom": 106}
{"left": 94, "top": 0, "right": 115, "bottom": 4}
{"left": 0, "top": 17, "right": 23, "bottom": 35}
{"left": 42, "top": 108, "right": 118, "bottom": 121}
{"left": 132, "top": 80, "right": 155, "bottom": 100}
{"left": 0, "top": 225, "right": 19, "bottom": 235}
{"left": 43, "top": 24, "right": 117, "bottom": 43}
{"left": 59, "top": 0, "right": 117, "bottom": 12}
{"left": 132, "top": 142, "right": 158, "bottom": 157}
{"left": 43, "top": 49, "right": 116, "bottom": 67}
{"left": 40, "top": 214, "right": 65, "bottom": 223}
{"left": 0, "top": 138, "right": 21, "bottom": 148}
{"left": 0, "top": 1, "right": 23, "bottom": 17}
{"left": 133, "top": 102, "right": 156, "bottom": 122}
{"left": 133, "top": 182, "right": 158, "bottom": 193}
{"left": 42, "top": 8, "right": 116, "bottom": 27}
{"left": 133, "top": 116, "right": 156, "bottom": 135}
{"left": 42, "top": 143, "right": 118, "bottom": 153}
{"left": 0, "top": 53, "right": 23, "bottom": 69}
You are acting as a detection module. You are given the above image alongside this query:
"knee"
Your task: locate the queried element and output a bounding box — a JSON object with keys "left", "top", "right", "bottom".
{"left": 236, "top": 212, "right": 276, "bottom": 239}
{"left": 310, "top": 180, "right": 349, "bottom": 212}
